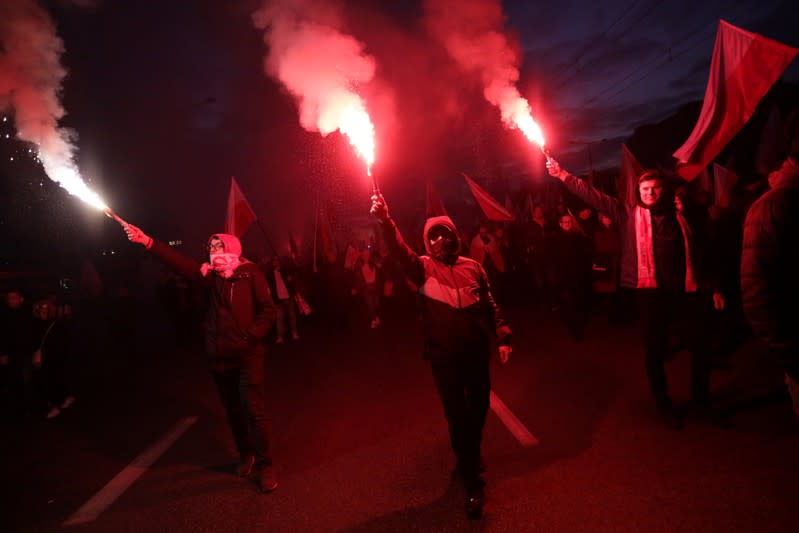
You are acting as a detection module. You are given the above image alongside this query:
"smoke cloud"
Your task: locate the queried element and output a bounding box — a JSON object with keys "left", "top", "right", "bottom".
{"left": 424, "top": 0, "right": 533, "bottom": 132}
{"left": 0, "top": 0, "right": 106, "bottom": 209}
{"left": 252, "top": 0, "right": 376, "bottom": 162}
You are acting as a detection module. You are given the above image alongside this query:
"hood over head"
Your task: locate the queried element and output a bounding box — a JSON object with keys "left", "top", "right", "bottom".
{"left": 423, "top": 216, "right": 461, "bottom": 258}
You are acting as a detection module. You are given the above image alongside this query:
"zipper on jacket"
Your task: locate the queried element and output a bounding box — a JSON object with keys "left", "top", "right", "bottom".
{"left": 450, "top": 265, "right": 461, "bottom": 309}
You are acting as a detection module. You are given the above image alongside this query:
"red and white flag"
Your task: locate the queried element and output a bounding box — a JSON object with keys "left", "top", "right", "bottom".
{"left": 425, "top": 178, "right": 449, "bottom": 218}
{"left": 618, "top": 144, "right": 644, "bottom": 207}
{"left": 224, "top": 177, "right": 257, "bottom": 237}
{"left": 461, "top": 173, "right": 514, "bottom": 221}
{"left": 713, "top": 163, "right": 738, "bottom": 208}
{"left": 673, "top": 20, "right": 797, "bottom": 181}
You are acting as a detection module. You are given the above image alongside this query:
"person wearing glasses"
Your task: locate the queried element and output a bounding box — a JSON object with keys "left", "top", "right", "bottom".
{"left": 370, "top": 193, "right": 512, "bottom": 520}
{"left": 121, "top": 226, "right": 279, "bottom": 493}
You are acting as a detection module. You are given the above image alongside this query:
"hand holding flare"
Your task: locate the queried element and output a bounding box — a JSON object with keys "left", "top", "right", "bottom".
{"left": 105, "top": 208, "right": 153, "bottom": 249}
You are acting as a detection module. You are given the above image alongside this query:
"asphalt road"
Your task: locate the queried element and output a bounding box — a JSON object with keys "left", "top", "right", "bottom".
{"left": 3, "top": 301, "right": 797, "bottom": 532}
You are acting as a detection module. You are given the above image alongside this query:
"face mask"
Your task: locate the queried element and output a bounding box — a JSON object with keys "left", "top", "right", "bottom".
{"left": 210, "top": 252, "right": 240, "bottom": 278}
{"left": 429, "top": 227, "right": 457, "bottom": 258}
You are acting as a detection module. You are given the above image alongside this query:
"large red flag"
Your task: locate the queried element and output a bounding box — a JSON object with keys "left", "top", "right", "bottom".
{"left": 461, "top": 173, "right": 514, "bottom": 221}
{"left": 712, "top": 163, "right": 738, "bottom": 208}
{"left": 224, "top": 177, "right": 257, "bottom": 237}
{"left": 618, "top": 144, "right": 644, "bottom": 207}
{"left": 425, "top": 178, "right": 448, "bottom": 217}
{"left": 673, "top": 20, "right": 797, "bottom": 181}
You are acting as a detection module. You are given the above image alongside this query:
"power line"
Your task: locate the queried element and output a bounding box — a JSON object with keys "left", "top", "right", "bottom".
{"left": 550, "top": 0, "right": 645, "bottom": 86}
{"left": 554, "top": 0, "right": 668, "bottom": 90}
{"left": 583, "top": 1, "right": 751, "bottom": 107}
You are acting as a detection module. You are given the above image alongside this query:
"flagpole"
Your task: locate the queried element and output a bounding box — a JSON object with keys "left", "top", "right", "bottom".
{"left": 312, "top": 194, "right": 319, "bottom": 273}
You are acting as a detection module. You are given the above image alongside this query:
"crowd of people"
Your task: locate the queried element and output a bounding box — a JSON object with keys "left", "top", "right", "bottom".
{"left": 2, "top": 134, "right": 798, "bottom": 519}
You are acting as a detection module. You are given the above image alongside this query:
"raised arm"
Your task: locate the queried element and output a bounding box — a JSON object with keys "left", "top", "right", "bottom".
{"left": 123, "top": 222, "right": 210, "bottom": 285}
{"left": 547, "top": 158, "right": 627, "bottom": 224}
{"left": 370, "top": 194, "right": 425, "bottom": 286}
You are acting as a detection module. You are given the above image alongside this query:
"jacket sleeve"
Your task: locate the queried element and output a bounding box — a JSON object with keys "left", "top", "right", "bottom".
{"left": 378, "top": 218, "right": 425, "bottom": 286}
{"left": 246, "top": 267, "right": 277, "bottom": 342}
{"left": 148, "top": 240, "right": 210, "bottom": 286}
{"left": 562, "top": 175, "right": 627, "bottom": 224}
{"left": 741, "top": 199, "right": 795, "bottom": 363}
{"left": 477, "top": 263, "right": 512, "bottom": 346}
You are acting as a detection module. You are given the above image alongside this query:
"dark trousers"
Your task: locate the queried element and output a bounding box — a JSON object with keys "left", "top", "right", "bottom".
{"left": 211, "top": 347, "right": 272, "bottom": 467}
{"left": 430, "top": 353, "right": 491, "bottom": 484}
{"left": 637, "top": 290, "right": 712, "bottom": 407}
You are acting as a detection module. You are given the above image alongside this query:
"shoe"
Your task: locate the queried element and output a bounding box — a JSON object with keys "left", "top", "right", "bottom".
{"left": 236, "top": 454, "right": 256, "bottom": 477}
{"left": 691, "top": 403, "right": 733, "bottom": 429}
{"left": 655, "top": 404, "right": 683, "bottom": 431}
{"left": 464, "top": 478, "right": 485, "bottom": 520}
{"left": 256, "top": 466, "right": 279, "bottom": 493}
{"left": 46, "top": 405, "right": 61, "bottom": 419}
{"left": 275, "top": 337, "right": 284, "bottom": 345}
{"left": 60, "top": 396, "right": 76, "bottom": 409}
{"left": 291, "top": 332, "right": 299, "bottom": 341}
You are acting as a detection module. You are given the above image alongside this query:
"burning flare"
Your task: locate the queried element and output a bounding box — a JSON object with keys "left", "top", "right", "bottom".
{"left": 502, "top": 94, "right": 546, "bottom": 151}
{"left": 252, "top": 1, "right": 377, "bottom": 176}
{"left": 0, "top": 0, "right": 109, "bottom": 211}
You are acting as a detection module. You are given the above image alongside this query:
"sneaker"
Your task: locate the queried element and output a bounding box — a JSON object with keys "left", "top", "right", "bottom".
{"left": 256, "top": 465, "right": 279, "bottom": 493}
{"left": 655, "top": 404, "right": 684, "bottom": 431}
{"left": 464, "top": 478, "right": 485, "bottom": 520}
{"left": 46, "top": 405, "right": 61, "bottom": 419}
{"left": 60, "top": 396, "right": 76, "bottom": 409}
{"left": 236, "top": 454, "right": 256, "bottom": 477}
{"left": 275, "top": 337, "right": 284, "bottom": 345}
{"left": 786, "top": 374, "right": 799, "bottom": 418}
{"left": 690, "top": 403, "right": 733, "bottom": 429}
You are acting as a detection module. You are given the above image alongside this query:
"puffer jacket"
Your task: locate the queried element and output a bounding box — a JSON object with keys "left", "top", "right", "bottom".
{"left": 741, "top": 162, "right": 799, "bottom": 379}
{"left": 149, "top": 234, "right": 276, "bottom": 370}
{"left": 379, "top": 215, "right": 511, "bottom": 360}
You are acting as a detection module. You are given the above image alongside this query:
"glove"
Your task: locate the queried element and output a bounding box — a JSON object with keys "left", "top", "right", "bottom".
{"left": 370, "top": 194, "right": 389, "bottom": 222}
{"left": 124, "top": 222, "right": 153, "bottom": 249}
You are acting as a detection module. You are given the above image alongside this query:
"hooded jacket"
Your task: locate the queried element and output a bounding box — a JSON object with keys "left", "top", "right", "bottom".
{"left": 148, "top": 233, "right": 276, "bottom": 370}
{"left": 380, "top": 215, "right": 511, "bottom": 360}
{"left": 741, "top": 159, "right": 799, "bottom": 379}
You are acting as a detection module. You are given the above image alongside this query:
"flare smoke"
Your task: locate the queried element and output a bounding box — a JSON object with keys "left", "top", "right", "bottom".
{"left": 0, "top": 0, "right": 106, "bottom": 210}
{"left": 424, "top": 0, "right": 542, "bottom": 144}
{"left": 252, "top": 0, "right": 376, "bottom": 169}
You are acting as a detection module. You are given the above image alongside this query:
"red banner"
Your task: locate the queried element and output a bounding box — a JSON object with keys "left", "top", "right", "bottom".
{"left": 462, "top": 173, "right": 514, "bottom": 221}
{"left": 224, "top": 177, "right": 257, "bottom": 237}
{"left": 673, "top": 20, "right": 797, "bottom": 181}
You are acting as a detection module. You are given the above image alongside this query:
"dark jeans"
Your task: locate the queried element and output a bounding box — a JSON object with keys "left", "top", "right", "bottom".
{"left": 637, "top": 290, "right": 712, "bottom": 407}
{"left": 211, "top": 346, "right": 272, "bottom": 467}
{"left": 430, "top": 353, "right": 491, "bottom": 484}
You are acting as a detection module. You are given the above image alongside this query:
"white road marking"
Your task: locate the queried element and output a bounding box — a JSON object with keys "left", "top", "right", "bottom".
{"left": 63, "top": 416, "right": 198, "bottom": 526}
{"left": 490, "top": 391, "right": 539, "bottom": 446}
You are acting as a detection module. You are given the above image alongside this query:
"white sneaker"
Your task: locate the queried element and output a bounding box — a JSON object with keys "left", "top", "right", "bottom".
{"left": 61, "top": 396, "right": 76, "bottom": 409}
{"left": 46, "top": 406, "right": 61, "bottom": 419}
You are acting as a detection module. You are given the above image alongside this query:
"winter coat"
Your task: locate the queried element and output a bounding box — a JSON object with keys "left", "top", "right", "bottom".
{"left": 560, "top": 174, "right": 708, "bottom": 291}
{"left": 379, "top": 215, "right": 511, "bottom": 361}
{"left": 149, "top": 238, "right": 276, "bottom": 370}
{"left": 741, "top": 166, "right": 799, "bottom": 379}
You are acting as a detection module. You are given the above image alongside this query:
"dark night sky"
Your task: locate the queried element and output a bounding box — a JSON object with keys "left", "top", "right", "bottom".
{"left": 2, "top": 0, "right": 797, "bottom": 266}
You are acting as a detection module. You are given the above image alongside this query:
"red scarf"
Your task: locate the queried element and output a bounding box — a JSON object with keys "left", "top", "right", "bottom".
{"left": 635, "top": 206, "right": 697, "bottom": 292}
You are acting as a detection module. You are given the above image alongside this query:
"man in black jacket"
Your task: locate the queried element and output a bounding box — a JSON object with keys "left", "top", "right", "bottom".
{"left": 742, "top": 149, "right": 799, "bottom": 419}
{"left": 547, "top": 159, "right": 725, "bottom": 429}
{"left": 370, "top": 193, "right": 511, "bottom": 520}
{"left": 124, "top": 225, "right": 279, "bottom": 492}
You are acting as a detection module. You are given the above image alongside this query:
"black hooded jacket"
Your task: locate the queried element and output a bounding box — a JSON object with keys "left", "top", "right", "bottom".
{"left": 379, "top": 215, "right": 511, "bottom": 361}
{"left": 148, "top": 235, "right": 276, "bottom": 370}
